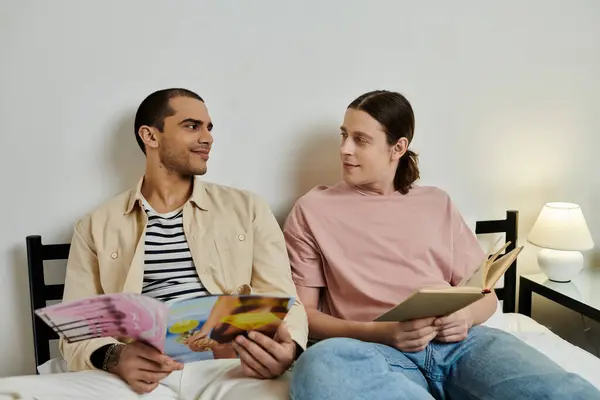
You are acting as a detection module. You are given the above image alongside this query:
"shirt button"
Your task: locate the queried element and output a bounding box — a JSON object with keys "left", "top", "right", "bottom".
{"left": 238, "top": 234, "right": 245, "bottom": 241}
{"left": 111, "top": 252, "right": 118, "bottom": 259}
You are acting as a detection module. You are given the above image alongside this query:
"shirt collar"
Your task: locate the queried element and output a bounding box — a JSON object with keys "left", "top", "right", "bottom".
{"left": 124, "top": 176, "right": 209, "bottom": 215}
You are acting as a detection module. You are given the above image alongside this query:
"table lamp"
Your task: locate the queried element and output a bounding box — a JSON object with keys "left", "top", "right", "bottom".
{"left": 527, "top": 202, "right": 594, "bottom": 282}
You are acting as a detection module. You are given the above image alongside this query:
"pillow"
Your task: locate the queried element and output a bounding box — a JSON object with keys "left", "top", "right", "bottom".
{"left": 37, "top": 357, "right": 69, "bottom": 374}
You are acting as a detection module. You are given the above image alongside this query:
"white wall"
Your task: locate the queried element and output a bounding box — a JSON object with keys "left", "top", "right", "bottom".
{"left": 1, "top": 0, "right": 599, "bottom": 376}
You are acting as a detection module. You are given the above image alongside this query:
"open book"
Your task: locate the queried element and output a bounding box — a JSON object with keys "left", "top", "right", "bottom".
{"left": 35, "top": 292, "right": 294, "bottom": 363}
{"left": 374, "top": 241, "right": 523, "bottom": 322}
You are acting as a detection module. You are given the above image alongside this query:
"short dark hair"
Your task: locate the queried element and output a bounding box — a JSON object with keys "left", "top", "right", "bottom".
{"left": 348, "top": 90, "right": 419, "bottom": 195}
{"left": 133, "top": 88, "right": 204, "bottom": 154}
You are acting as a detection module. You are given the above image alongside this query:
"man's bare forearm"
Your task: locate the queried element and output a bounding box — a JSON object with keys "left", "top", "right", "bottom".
{"left": 306, "top": 308, "right": 381, "bottom": 343}
{"left": 468, "top": 291, "right": 499, "bottom": 326}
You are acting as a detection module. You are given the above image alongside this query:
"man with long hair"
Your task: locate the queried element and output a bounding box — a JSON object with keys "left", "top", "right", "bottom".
{"left": 285, "top": 90, "right": 599, "bottom": 399}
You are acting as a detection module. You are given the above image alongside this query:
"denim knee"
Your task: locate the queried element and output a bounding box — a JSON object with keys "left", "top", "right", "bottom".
{"left": 290, "top": 338, "right": 384, "bottom": 398}
{"left": 294, "top": 337, "right": 372, "bottom": 372}
{"left": 450, "top": 326, "right": 600, "bottom": 399}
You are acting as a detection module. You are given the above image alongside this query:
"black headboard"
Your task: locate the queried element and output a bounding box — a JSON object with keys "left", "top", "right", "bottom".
{"left": 26, "top": 235, "right": 69, "bottom": 370}
{"left": 475, "top": 210, "right": 519, "bottom": 313}
{"left": 25, "top": 210, "right": 519, "bottom": 368}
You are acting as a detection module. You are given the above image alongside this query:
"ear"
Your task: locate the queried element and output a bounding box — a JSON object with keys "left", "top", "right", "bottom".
{"left": 391, "top": 137, "right": 409, "bottom": 161}
{"left": 138, "top": 125, "right": 159, "bottom": 151}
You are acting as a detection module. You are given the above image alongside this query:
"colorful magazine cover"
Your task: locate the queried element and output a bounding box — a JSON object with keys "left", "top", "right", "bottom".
{"left": 35, "top": 293, "right": 294, "bottom": 362}
{"left": 165, "top": 295, "right": 293, "bottom": 362}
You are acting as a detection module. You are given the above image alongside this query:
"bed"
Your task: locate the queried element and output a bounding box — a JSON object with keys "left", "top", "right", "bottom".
{"left": 24, "top": 210, "right": 600, "bottom": 389}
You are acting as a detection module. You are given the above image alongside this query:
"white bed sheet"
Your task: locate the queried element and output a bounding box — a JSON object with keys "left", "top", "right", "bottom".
{"left": 484, "top": 310, "right": 600, "bottom": 389}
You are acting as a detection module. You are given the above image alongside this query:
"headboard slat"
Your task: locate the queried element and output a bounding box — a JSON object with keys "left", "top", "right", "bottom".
{"left": 41, "top": 244, "right": 70, "bottom": 260}
{"left": 45, "top": 284, "right": 65, "bottom": 301}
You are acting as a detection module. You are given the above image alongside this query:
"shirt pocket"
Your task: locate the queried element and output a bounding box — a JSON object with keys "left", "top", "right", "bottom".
{"left": 212, "top": 231, "right": 252, "bottom": 289}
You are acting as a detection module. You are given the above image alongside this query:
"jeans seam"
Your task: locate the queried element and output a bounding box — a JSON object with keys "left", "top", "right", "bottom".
{"left": 422, "top": 344, "right": 445, "bottom": 382}
{"left": 370, "top": 344, "right": 404, "bottom": 371}
{"left": 427, "top": 326, "right": 482, "bottom": 383}
{"left": 422, "top": 345, "right": 431, "bottom": 380}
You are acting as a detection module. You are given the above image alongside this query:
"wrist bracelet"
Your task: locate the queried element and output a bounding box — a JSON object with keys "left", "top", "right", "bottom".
{"left": 101, "top": 343, "right": 122, "bottom": 371}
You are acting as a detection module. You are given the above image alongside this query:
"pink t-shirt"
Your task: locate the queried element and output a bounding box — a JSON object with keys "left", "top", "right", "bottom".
{"left": 283, "top": 182, "right": 485, "bottom": 322}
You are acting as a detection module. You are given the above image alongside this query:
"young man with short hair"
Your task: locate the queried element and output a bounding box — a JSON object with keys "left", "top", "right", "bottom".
{"left": 0, "top": 88, "right": 306, "bottom": 400}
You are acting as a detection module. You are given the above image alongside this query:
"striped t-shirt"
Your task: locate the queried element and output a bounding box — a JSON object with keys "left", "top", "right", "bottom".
{"left": 141, "top": 198, "right": 208, "bottom": 303}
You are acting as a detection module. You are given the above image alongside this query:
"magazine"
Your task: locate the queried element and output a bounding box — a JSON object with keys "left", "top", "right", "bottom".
{"left": 35, "top": 293, "right": 294, "bottom": 363}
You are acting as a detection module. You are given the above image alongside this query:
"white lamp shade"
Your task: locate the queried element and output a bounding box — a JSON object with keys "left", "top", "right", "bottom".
{"left": 527, "top": 202, "right": 594, "bottom": 251}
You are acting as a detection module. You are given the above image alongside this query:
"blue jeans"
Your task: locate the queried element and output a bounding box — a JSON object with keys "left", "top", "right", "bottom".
{"left": 290, "top": 325, "right": 600, "bottom": 400}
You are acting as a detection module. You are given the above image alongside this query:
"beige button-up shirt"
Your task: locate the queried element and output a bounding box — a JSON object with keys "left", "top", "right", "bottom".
{"left": 59, "top": 177, "right": 308, "bottom": 372}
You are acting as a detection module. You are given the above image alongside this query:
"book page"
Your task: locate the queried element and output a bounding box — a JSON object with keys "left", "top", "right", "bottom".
{"left": 482, "top": 241, "right": 511, "bottom": 287}
{"left": 458, "top": 236, "right": 504, "bottom": 288}
{"left": 484, "top": 246, "right": 523, "bottom": 289}
{"left": 164, "top": 295, "right": 294, "bottom": 363}
{"left": 458, "top": 260, "right": 486, "bottom": 288}
{"left": 34, "top": 293, "right": 168, "bottom": 350}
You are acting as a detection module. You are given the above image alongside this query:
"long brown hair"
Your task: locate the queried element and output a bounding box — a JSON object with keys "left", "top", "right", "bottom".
{"left": 347, "top": 90, "right": 419, "bottom": 195}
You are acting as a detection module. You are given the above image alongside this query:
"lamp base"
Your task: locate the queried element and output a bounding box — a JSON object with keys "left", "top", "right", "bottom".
{"left": 537, "top": 248, "right": 583, "bottom": 283}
